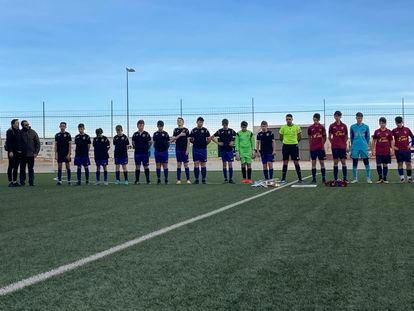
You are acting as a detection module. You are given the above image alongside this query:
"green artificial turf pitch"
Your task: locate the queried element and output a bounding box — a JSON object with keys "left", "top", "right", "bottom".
{"left": 0, "top": 171, "right": 414, "bottom": 310}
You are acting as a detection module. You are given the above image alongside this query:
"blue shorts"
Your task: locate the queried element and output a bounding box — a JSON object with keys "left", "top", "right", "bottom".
{"left": 310, "top": 149, "right": 326, "bottom": 161}
{"left": 155, "top": 151, "right": 169, "bottom": 163}
{"left": 376, "top": 155, "right": 391, "bottom": 164}
{"left": 114, "top": 157, "right": 128, "bottom": 165}
{"left": 332, "top": 148, "right": 347, "bottom": 160}
{"left": 95, "top": 159, "right": 108, "bottom": 166}
{"left": 74, "top": 157, "right": 90, "bottom": 167}
{"left": 193, "top": 148, "right": 207, "bottom": 162}
{"left": 176, "top": 150, "right": 189, "bottom": 163}
{"left": 220, "top": 150, "right": 234, "bottom": 162}
{"left": 351, "top": 148, "right": 369, "bottom": 159}
{"left": 135, "top": 153, "right": 150, "bottom": 166}
{"left": 260, "top": 153, "right": 274, "bottom": 164}
{"left": 395, "top": 150, "right": 411, "bottom": 163}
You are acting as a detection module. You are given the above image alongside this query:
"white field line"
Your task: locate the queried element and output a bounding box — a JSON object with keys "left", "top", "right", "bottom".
{"left": 0, "top": 175, "right": 311, "bottom": 296}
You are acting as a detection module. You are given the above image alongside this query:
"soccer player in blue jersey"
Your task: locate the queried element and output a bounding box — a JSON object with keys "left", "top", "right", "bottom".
{"left": 211, "top": 119, "right": 237, "bottom": 183}
{"left": 171, "top": 117, "right": 191, "bottom": 184}
{"left": 54, "top": 122, "right": 72, "bottom": 185}
{"left": 93, "top": 128, "right": 110, "bottom": 186}
{"left": 153, "top": 120, "right": 170, "bottom": 184}
{"left": 74, "top": 123, "right": 91, "bottom": 185}
{"left": 255, "top": 121, "right": 276, "bottom": 180}
{"left": 350, "top": 112, "right": 372, "bottom": 183}
{"left": 113, "top": 125, "right": 130, "bottom": 185}
{"left": 189, "top": 117, "right": 211, "bottom": 184}
{"left": 132, "top": 120, "right": 152, "bottom": 184}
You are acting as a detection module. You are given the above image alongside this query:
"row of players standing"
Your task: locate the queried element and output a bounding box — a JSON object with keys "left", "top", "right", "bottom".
{"left": 53, "top": 110, "right": 414, "bottom": 186}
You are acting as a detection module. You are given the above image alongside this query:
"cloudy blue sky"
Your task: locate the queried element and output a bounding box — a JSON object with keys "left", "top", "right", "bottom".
{"left": 1, "top": 0, "right": 414, "bottom": 113}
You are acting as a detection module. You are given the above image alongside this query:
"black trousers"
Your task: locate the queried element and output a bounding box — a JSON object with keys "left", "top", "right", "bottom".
{"left": 20, "top": 156, "right": 35, "bottom": 185}
{"left": 7, "top": 153, "right": 22, "bottom": 183}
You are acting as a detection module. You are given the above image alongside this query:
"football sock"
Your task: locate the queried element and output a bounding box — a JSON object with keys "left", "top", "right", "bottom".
{"left": 269, "top": 168, "right": 274, "bottom": 179}
{"left": 115, "top": 171, "right": 120, "bottom": 181}
{"left": 311, "top": 168, "right": 317, "bottom": 180}
{"left": 342, "top": 166, "right": 348, "bottom": 179}
{"left": 156, "top": 168, "right": 161, "bottom": 180}
{"left": 145, "top": 168, "right": 150, "bottom": 182}
{"left": 223, "top": 168, "right": 228, "bottom": 180}
{"left": 229, "top": 167, "right": 233, "bottom": 180}
{"left": 247, "top": 168, "right": 252, "bottom": 180}
{"left": 57, "top": 169, "right": 62, "bottom": 181}
{"left": 123, "top": 171, "right": 128, "bottom": 181}
{"left": 185, "top": 167, "right": 190, "bottom": 180}
{"left": 376, "top": 165, "right": 382, "bottom": 179}
{"left": 295, "top": 164, "right": 302, "bottom": 180}
{"left": 241, "top": 166, "right": 247, "bottom": 179}
{"left": 164, "top": 168, "right": 168, "bottom": 182}
{"left": 135, "top": 169, "right": 140, "bottom": 182}
{"left": 333, "top": 165, "right": 339, "bottom": 180}
{"left": 177, "top": 168, "right": 182, "bottom": 181}
{"left": 194, "top": 167, "right": 200, "bottom": 180}
{"left": 103, "top": 171, "right": 108, "bottom": 182}
{"left": 263, "top": 169, "right": 269, "bottom": 180}
{"left": 282, "top": 164, "right": 288, "bottom": 180}
{"left": 201, "top": 167, "right": 207, "bottom": 181}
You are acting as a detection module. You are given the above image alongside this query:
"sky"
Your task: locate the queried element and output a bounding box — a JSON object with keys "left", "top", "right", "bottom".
{"left": 1, "top": 0, "right": 414, "bottom": 115}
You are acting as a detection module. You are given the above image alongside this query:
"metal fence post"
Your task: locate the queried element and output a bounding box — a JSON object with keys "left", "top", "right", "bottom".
{"left": 323, "top": 98, "right": 326, "bottom": 126}
{"left": 251, "top": 97, "right": 255, "bottom": 129}
{"left": 42, "top": 101, "right": 46, "bottom": 139}
{"left": 111, "top": 100, "right": 114, "bottom": 138}
{"left": 402, "top": 97, "right": 405, "bottom": 121}
{"left": 180, "top": 99, "right": 183, "bottom": 117}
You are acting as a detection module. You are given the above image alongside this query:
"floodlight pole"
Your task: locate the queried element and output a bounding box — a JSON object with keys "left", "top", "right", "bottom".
{"left": 126, "top": 67, "right": 135, "bottom": 137}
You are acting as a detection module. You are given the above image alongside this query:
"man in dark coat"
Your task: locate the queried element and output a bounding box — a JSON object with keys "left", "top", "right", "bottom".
{"left": 20, "top": 120, "right": 41, "bottom": 186}
{"left": 5, "top": 119, "right": 24, "bottom": 187}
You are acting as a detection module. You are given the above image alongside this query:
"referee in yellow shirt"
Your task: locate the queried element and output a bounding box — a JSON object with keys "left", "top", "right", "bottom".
{"left": 279, "top": 114, "right": 303, "bottom": 183}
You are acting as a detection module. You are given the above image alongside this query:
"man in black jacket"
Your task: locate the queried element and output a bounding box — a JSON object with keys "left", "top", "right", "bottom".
{"left": 20, "top": 120, "right": 41, "bottom": 186}
{"left": 6, "top": 119, "right": 24, "bottom": 187}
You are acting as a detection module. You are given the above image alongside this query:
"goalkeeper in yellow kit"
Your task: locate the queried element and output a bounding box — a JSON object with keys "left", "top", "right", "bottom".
{"left": 235, "top": 121, "right": 255, "bottom": 183}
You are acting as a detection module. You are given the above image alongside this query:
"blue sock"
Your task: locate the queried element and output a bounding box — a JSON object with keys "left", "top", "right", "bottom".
{"left": 156, "top": 168, "right": 161, "bottom": 179}
{"left": 223, "top": 168, "right": 228, "bottom": 180}
{"left": 194, "top": 167, "right": 200, "bottom": 180}
{"left": 333, "top": 166, "right": 339, "bottom": 180}
{"left": 96, "top": 170, "right": 100, "bottom": 182}
{"left": 177, "top": 168, "right": 182, "bottom": 181}
{"left": 67, "top": 169, "right": 71, "bottom": 182}
{"left": 263, "top": 169, "right": 269, "bottom": 179}
{"left": 123, "top": 171, "right": 128, "bottom": 181}
{"left": 77, "top": 167, "right": 82, "bottom": 182}
{"left": 104, "top": 171, "right": 108, "bottom": 182}
{"left": 85, "top": 167, "right": 90, "bottom": 182}
{"left": 398, "top": 168, "right": 404, "bottom": 177}
{"left": 408, "top": 169, "right": 412, "bottom": 178}
{"left": 352, "top": 163, "right": 358, "bottom": 180}
{"left": 185, "top": 167, "right": 190, "bottom": 180}
{"left": 229, "top": 167, "right": 233, "bottom": 180}
{"left": 116, "top": 171, "right": 120, "bottom": 181}
{"left": 201, "top": 167, "right": 207, "bottom": 181}
{"left": 365, "top": 164, "right": 371, "bottom": 179}
{"left": 269, "top": 168, "right": 274, "bottom": 179}
{"left": 164, "top": 168, "right": 169, "bottom": 181}
{"left": 57, "top": 169, "right": 62, "bottom": 181}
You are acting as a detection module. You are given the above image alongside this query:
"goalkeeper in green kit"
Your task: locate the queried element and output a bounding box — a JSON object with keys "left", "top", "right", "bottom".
{"left": 235, "top": 121, "right": 255, "bottom": 184}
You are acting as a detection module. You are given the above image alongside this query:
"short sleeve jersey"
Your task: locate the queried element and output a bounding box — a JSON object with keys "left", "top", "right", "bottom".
{"left": 153, "top": 131, "right": 170, "bottom": 152}
{"left": 373, "top": 129, "right": 393, "bottom": 156}
{"left": 93, "top": 136, "right": 110, "bottom": 160}
{"left": 214, "top": 128, "right": 236, "bottom": 152}
{"left": 279, "top": 124, "right": 301, "bottom": 145}
{"left": 189, "top": 127, "right": 210, "bottom": 149}
{"left": 308, "top": 124, "right": 326, "bottom": 151}
{"left": 256, "top": 130, "right": 274, "bottom": 154}
{"left": 74, "top": 133, "right": 91, "bottom": 158}
{"left": 55, "top": 132, "right": 72, "bottom": 155}
{"left": 113, "top": 134, "right": 130, "bottom": 158}
{"left": 173, "top": 127, "right": 189, "bottom": 151}
{"left": 392, "top": 126, "right": 414, "bottom": 151}
{"left": 132, "top": 131, "right": 151, "bottom": 154}
{"left": 329, "top": 122, "right": 348, "bottom": 149}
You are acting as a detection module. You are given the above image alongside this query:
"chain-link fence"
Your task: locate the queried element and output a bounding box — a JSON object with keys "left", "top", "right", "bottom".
{"left": 1, "top": 99, "right": 413, "bottom": 148}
